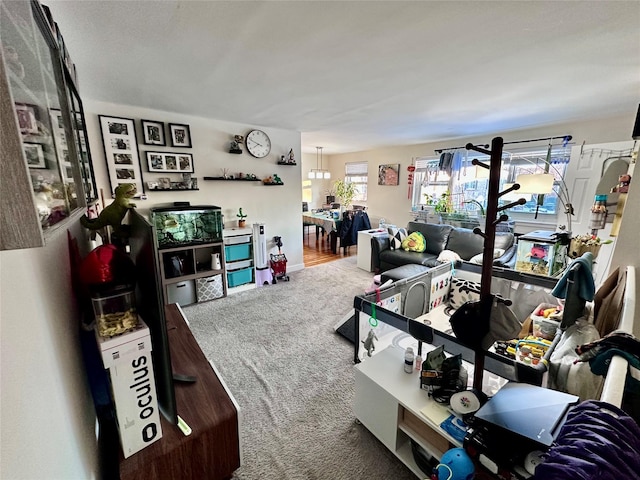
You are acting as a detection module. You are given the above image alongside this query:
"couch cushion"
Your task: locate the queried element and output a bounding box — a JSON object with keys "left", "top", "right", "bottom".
{"left": 379, "top": 249, "right": 439, "bottom": 268}
{"left": 445, "top": 228, "right": 514, "bottom": 261}
{"left": 407, "top": 222, "right": 453, "bottom": 255}
{"left": 387, "top": 226, "right": 407, "bottom": 250}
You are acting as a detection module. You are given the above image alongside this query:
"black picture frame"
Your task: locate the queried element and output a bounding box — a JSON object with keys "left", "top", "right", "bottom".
{"left": 169, "top": 123, "right": 192, "bottom": 148}
{"left": 146, "top": 151, "right": 194, "bottom": 173}
{"left": 141, "top": 119, "right": 166, "bottom": 146}
{"left": 98, "top": 114, "right": 145, "bottom": 196}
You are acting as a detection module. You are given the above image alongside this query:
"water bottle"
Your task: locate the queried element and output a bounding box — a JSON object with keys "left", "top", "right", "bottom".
{"left": 404, "top": 347, "right": 415, "bottom": 373}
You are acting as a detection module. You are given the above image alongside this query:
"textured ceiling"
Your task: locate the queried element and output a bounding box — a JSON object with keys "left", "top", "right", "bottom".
{"left": 47, "top": 1, "right": 640, "bottom": 154}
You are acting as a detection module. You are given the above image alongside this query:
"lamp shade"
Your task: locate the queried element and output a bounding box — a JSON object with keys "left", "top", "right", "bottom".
{"left": 515, "top": 173, "right": 554, "bottom": 194}
{"left": 308, "top": 171, "right": 316, "bottom": 179}
{"left": 323, "top": 171, "right": 331, "bottom": 179}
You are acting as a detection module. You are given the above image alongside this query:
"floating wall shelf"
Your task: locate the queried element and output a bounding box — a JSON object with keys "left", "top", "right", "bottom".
{"left": 203, "top": 177, "right": 261, "bottom": 182}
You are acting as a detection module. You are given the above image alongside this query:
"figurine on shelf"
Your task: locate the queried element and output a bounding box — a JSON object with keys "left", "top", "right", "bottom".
{"left": 611, "top": 174, "right": 631, "bottom": 194}
{"left": 287, "top": 148, "right": 296, "bottom": 164}
{"left": 229, "top": 135, "right": 244, "bottom": 154}
{"left": 273, "top": 174, "right": 283, "bottom": 184}
{"left": 80, "top": 183, "right": 137, "bottom": 241}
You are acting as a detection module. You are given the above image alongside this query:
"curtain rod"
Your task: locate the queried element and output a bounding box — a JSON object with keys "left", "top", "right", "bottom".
{"left": 434, "top": 135, "right": 572, "bottom": 154}
{"left": 434, "top": 144, "right": 488, "bottom": 154}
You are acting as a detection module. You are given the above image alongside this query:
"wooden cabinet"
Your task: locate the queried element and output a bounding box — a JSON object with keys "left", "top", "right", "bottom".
{"left": 119, "top": 304, "right": 241, "bottom": 480}
{"left": 158, "top": 242, "right": 227, "bottom": 306}
{"left": 0, "top": 0, "right": 95, "bottom": 250}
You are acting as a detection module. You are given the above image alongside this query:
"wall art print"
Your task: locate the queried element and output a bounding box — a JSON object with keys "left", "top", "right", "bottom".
{"left": 98, "top": 115, "right": 145, "bottom": 196}
{"left": 378, "top": 163, "right": 400, "bottom": 186}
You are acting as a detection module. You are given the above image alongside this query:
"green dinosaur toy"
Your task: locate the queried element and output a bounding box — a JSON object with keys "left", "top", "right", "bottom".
{"left": 80, "top": 183, "right": 137, "bottom": 237}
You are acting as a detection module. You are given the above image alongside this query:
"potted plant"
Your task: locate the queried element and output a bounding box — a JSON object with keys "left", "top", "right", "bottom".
{"left": 334, "top": 179, "right": 357, "bottom": 210}
{"left": 237, "top": 208, "right": 247, "bottom": 228}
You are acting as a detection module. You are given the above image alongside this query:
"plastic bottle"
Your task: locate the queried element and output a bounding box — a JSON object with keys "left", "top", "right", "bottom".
{"left": 415, "top": 354, "right": 423, "bottom": 371}
{"left": 588, "top": 194, "right": 608, "bottom": 231}
{"left": 404, "top": 347, "right": 415, "bottom": 373}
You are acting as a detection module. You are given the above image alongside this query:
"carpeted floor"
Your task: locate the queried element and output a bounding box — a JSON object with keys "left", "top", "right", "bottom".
{"left": 182, "top": 257, "right": 417, "bottom": 480}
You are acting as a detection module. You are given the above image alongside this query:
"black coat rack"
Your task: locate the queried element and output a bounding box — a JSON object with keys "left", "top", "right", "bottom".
{"left": 458, "top": 137, "right": 527, "bottom": 390}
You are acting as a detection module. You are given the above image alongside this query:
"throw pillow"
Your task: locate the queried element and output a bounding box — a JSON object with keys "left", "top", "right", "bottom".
{"left": 469, "top": 248, "right": 506, "bottom": 264}
{"left": 401, "top": 231, "right": 426, "bottom": 252}
{"left": 449, "top": 277, "right": 481, "bottom": 310}
{"left": 437, "top": 250, "right": 461, "bottom": 263}
{"left": 388, "top": 227, "right": 407, "bottom": 250}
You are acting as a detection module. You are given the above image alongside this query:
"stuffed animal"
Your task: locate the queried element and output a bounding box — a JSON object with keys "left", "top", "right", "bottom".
{"left": 80, "top": 183, "right": 137, "bottom": 237}
{"left": 401, "top": 231, "right": 426, "bottom": 252}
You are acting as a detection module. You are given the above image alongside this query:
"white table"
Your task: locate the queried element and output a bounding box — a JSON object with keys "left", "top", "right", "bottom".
{"left": 356, "top": 228, "right": 388, "bottom": 271}
{"left": 354, "top": 345, "right": 460, "bottom": 478}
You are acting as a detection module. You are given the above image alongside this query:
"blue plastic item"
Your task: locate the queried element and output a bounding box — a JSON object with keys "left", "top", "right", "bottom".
{"left": 436, "top": 447, "right": 474, "bottom": 480}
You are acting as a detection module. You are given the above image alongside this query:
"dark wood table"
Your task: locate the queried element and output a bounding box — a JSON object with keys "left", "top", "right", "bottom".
{"left": 119, "top": 304, "right": 240, "bottom": 480}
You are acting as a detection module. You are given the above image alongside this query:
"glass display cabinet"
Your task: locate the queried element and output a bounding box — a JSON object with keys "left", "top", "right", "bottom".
{"left": 1, "top": 0, "right": 95, "bottom": 250}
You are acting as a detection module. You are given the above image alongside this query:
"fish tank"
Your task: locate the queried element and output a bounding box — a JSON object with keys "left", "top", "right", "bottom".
{"left": 150, "top": 205, "right": 223, "bottom": 249}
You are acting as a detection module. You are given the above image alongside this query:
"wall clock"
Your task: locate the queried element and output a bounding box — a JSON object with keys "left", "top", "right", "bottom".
{"left": 245, "top": 129, "right": 271, "bottom": 158}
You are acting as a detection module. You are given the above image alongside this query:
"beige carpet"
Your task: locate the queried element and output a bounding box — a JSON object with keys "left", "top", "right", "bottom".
{"left": 183, "top": 257, "right": 417, "bottom": 480}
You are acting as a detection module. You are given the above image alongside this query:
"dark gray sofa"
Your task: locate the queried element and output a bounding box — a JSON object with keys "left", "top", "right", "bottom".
{"left": 372, "top": 221, "right": 517, "bottom": 273}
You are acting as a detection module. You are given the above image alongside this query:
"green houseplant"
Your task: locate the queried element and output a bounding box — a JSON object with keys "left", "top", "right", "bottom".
{"left": 334, "top": 179, "right": 357, "bottom": 210}
{"left": 237, "top": 208, "right": 247, "bottom": 227}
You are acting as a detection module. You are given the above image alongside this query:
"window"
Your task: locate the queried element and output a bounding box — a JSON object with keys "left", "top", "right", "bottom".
{"left": 412, "top": 145, "right": 570, "bottom": 218}
{"left": 302, "top": 179, "right": 312, "bottom": 203}
{"left": 345, "top": 162, "right": 368, "bottom": 202}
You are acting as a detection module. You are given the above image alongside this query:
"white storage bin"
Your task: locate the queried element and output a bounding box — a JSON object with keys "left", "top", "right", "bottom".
{"left": 224, "top": 235, "right": 252, "bottom": 245}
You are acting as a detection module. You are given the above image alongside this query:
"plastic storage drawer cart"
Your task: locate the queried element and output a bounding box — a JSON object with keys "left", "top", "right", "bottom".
{"left": 227, "top": 267, "right": 253, "bottom": 287}
{"left": 225, "top": 244, "right": 252, "bottom": 262}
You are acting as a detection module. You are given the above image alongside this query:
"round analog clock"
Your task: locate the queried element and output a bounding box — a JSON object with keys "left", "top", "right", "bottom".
{"left": 245, "top": 129, "right": 271, "bottom": 158}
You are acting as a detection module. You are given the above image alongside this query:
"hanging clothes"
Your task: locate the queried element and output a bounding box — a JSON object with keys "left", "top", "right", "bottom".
{"left": 451, "top": 149, "right": 464, "bottom": 179}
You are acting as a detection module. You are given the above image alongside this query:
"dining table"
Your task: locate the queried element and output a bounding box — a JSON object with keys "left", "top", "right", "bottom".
{"left": 302, "top": 211, "right": 341, "bottom": 253}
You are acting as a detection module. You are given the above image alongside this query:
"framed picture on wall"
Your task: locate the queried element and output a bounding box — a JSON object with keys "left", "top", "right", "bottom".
{"left": 141, "top": 119, "right": 166, "bottom": 146}
{"left": 378, "top": 163, "right": 400, "bottom": 186}
{"left": 98, "top": 115, "right": 145, "bottom": 196}
{"left": 168, "top": 123, "right": 192, "bottom": 148}
{"left": 15, "top": 103, "right": 39, "bottom": 135}
{"left": 146, "top": 151, "right": 194, "bottom": 173}
{"left": 23, "top": 143, "right": 46, "bottom": 168}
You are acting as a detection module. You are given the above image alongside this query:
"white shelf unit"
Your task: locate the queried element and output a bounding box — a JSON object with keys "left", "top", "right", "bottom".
{"left": 354, "top": 345, "right": 461, "bottom": 478}
{"left": 223, "top": 227, "right": 256, "bottom": 294}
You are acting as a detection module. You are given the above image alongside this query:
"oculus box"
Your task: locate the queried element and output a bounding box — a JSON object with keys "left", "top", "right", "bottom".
{"left": 96, "top": 317, "right": 163, "bottom": 457}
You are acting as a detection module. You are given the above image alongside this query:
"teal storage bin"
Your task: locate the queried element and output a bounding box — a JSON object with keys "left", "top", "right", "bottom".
{"left": 227, "top": 267, "right": 253, "bottom": 287}
{"left": 225, "top": 244, "right": 251, "bottom": 262}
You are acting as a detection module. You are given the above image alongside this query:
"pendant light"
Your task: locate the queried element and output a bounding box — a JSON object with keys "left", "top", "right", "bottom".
{"left": 308, "top": 147, "right": 330, "bottom": 180}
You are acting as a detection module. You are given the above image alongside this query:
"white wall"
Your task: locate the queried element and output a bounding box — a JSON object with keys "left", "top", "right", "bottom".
{"left": 0, "top": 213, "right": 99, "bottom": 480}
{"left": 85, "top": 100, "right": 304, "bottom": 270}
